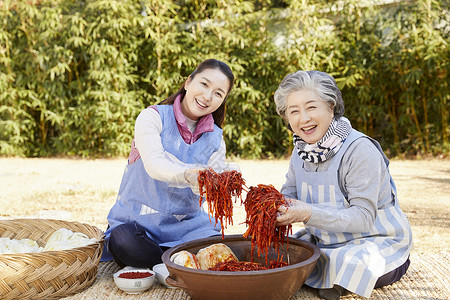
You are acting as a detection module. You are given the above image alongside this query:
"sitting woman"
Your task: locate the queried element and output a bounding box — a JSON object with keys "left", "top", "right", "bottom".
{"left": 274, "top": 70, "right": 413, "bottom": 299}
{"left": 102, "top": 59, "right": 236, "bottom": 269}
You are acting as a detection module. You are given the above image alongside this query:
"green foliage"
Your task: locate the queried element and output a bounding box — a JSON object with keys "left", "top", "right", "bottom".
{"left": 0, "top": 0, "right": 448, "bottom": 158}
{"left": 332, "top": 0, "right": 449, "bottom": 157}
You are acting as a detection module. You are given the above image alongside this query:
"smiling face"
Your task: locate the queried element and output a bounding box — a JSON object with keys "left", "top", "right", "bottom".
{"left": 181, "top": 68, "right": 230, "bottom": 121}
{"left": 286, "top": 89, "right": 334, "bottom": 144}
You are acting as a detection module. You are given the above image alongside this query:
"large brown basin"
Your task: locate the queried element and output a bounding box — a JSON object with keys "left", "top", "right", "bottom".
{"left": 161, "top": 234, "right": 320, "bottom": 300}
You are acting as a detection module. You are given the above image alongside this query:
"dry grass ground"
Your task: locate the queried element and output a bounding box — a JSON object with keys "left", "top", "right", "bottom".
{"left": 0, "top": 157, "right": 449, "bottom": 255}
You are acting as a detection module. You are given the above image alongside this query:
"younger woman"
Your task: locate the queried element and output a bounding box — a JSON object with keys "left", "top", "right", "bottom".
{"left": 274, "top": 70, "right": 413, "bottom": 299}
{"left": 102, "top": 59, "right": 235, "bottom": 268}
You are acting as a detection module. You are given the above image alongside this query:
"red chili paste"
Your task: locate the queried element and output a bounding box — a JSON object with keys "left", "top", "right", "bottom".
{"left": 118, "top": 271, "right": 153, "bottom": 279}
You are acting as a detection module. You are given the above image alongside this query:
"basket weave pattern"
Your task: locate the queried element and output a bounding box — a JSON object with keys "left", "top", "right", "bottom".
{"left": 0, "top": 219, "right": 104, "bottom": 299}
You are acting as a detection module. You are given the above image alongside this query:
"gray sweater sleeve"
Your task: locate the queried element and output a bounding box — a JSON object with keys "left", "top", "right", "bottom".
{"left": 280, "top": 152, "right": 300, "bottom": 200}
{"left": 286, "top": 138, "right": 392, "bottom": 233}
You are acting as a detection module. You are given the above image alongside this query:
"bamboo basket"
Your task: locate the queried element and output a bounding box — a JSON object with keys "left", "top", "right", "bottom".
{"left": 0, "top": 219, "right": 104, "bottom": 299}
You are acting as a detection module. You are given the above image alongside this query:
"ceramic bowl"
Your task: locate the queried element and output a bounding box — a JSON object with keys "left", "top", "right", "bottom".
{"left": 152, "top": 263, "right": 177, "bottom": 289}
{"left": 162, "top": 234, "right": 320, "bottom": 300}
{"left": 113, "top": 266, "right": 155, "bottom": 294}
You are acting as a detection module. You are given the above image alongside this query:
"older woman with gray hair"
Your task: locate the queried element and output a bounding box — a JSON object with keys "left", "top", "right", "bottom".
{"left": 274, "top": 70, "right": 413, "bottom": 300}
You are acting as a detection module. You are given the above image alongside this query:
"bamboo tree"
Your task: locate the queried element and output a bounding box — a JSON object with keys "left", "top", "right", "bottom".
{"left": 0, "top": 0, "right": 448, "bottom": 158}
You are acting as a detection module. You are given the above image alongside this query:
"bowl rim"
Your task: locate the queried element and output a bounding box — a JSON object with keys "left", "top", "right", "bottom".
{"left": 152, "top": 263, "right": 169, "bottom": 274}
{"left": 113, "top": 268, "right": 155, "bottom": 279}
{"left": 162, "top": 234, "right": 320, "bottom": 276}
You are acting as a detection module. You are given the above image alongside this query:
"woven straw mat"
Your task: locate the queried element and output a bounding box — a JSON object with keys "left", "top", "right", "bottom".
{"left": 63, "top": 251, "right": 449, "bottom": 300}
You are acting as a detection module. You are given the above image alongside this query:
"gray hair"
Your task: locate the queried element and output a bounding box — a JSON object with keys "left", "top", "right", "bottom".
{"left": 274, "top": 70, "right": 345, "bottom": 123}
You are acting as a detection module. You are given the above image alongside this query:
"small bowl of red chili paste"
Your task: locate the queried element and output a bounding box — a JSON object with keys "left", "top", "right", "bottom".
{"left": 113, "top": 267, "right": 155, "bottom": 294}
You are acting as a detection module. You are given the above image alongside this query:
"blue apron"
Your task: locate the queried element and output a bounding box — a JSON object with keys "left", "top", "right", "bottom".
{"left": 292, "top": 130, "right": 412, "bottom": 297}
{"left": 103, "top": 105, "right": 222, "bottom": 258}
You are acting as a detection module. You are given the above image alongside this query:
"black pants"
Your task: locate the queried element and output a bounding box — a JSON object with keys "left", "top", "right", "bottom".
{"left": 374, "top": 256, "right": 410, "bottom": 288}
{"left": 106, "top": 221, "right": 169, "bottom": 268}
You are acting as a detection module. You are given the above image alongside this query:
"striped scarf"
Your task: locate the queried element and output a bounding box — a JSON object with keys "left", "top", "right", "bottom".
{"left": 293, "top": 117, "right": 352, "bottom": 163}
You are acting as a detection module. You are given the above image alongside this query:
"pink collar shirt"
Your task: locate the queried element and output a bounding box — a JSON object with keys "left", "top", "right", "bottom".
{"left": 172, "top": 94, "right": 216, "bottom": 144}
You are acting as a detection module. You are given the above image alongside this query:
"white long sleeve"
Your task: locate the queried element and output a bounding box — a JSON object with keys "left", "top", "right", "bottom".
{"left": 134, "top": 107, "right": 227, "bottom": 188}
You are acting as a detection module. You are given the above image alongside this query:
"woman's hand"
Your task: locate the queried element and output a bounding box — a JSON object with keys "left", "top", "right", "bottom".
{"left": 276, "top": 198, "right": 312, "bottom": 226}
{"left": 184, "top": 167, "right": 207, "bottom": 190}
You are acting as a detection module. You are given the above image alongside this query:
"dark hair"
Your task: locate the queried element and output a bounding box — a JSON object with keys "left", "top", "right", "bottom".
{"left": 159, "top": 59, "right": 235, "bottom": 128}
